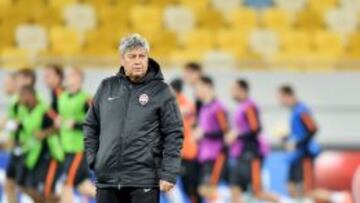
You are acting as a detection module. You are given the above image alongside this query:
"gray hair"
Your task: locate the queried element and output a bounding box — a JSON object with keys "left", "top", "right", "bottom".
{"left": 119, "top": 33, "right": 150, "bottom": 55}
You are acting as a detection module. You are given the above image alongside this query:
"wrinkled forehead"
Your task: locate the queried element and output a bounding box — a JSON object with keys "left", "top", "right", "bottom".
{"left": 122, "top": 47, "right": 148, "bottom": 57}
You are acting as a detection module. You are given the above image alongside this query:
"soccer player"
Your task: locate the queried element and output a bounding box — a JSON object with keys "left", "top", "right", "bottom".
{"left": 277, "top": 84, "right": 320, "bottom": 198}
{"left": 170, "top": 78, "right": 199, "bottom": 203}
{"left": 17, "top": 86, "right": 62, "bottom": 203}
{"left": 3, "top": 68, "right": 37, "bottom": 203}
{"left": 41, "top": 64, "right": 66, "bottom": 201}
{"left": 194, "top": 76, "right": 229, "bottom": 201}
{"left": 227, "top": 79, "right": 278, "bottom": 203}
{"left": 57, "top": 68, "right": 96, "bottom": 203}
{"left": 183, "top": 62, "right": 204, "bottom": 117}
{"left": 43, "top": 64, "right": 64, "bottom": 112}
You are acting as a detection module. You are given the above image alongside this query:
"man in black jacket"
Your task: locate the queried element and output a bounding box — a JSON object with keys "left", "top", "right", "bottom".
{"left": 83, "top": 33, "right": 184, "bottom": 203}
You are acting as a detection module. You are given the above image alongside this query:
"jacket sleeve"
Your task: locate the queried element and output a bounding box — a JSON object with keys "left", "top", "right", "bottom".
{"left": 159, "top": 87, "right": 184, "bottom": 184}
{"left": 83, "top": 81, "right": 103, "bottom": 170}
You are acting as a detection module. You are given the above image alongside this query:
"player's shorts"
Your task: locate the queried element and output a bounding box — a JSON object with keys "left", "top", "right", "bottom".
{"left": 6, "top": 152, "right": 27, "bottom": 185}
{"left": 199, "top": 153, "right": 228, "bottom": 185}
{"left": 180, "top": 159, "right": 200, "bottom": 197}
{"left": 23, "top": 150, "right": 62, "bottom": 197}
{"left": 199, "top": 161, "right": 215, "bottom": 185}
{"left": 229, "top": 158, "right": 262, "bottom": 193}
{"left": 288, "top": 157, "right": 314, "bottom": 185}
{"left": 61, "top": 152, "right": 91, "bottom": 187}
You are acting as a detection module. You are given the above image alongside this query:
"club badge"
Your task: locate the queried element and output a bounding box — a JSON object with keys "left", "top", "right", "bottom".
{"left": 139, "top": 93, "right": 149, "bottom": 106}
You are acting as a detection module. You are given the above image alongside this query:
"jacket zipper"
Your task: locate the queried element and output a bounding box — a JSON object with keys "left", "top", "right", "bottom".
{"left": 117, "top": 82, "right": 133, "bottom": 189}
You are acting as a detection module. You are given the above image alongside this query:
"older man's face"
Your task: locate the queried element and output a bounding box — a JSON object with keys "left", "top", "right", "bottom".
{"left": 121, "top": 47, "right": 149, "bottom": 80}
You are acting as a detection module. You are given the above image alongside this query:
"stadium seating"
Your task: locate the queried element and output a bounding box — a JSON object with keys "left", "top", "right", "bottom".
{"left": 63, "top": 2, "right": 97, "bottom": 35}
{"left": 313, "top": 30, "right": 343, "bottom": 62}
{"left": 340, "top": 0, "right": 360, "bottom": 12}
{"left": 249, "top": 29, "right": 279, "bottom": 60}
{"left": 178, "top": 0, "right": 210, "bottom": 11}
{"left": 129, "top": 5, "right": 163, "bottom": 34}
{"left": 0, "top": 0, "right": 11, "bottom": 6}
{"left": 216, "top": 28, "right": 250, "bottom": 59}
{"left": 325, "top": 7, "right": 358, "bottom": 36}
{"left": 277, "top": 30, "right": 312, "bottom": 61}
{"left": 261, "top": 8, "right": 292, "bottom": 31}
{"left": 196, "top": 8, "right": 224, "bottom": 30}
{"left": 308, "top": 0, "right": 338, "bottom": 13}
{"left": 49, "top": 26, "right": 82, "bottom": 56}
{"left": 163, "top": 5, "right": 195, "bottom": 34}
{"left": 245, "top": 0, "right": 273, "bottom": 9}
{"left": 15, "top": 23, "right": 48, "bottom": 55}
{"left": 345, "top": 33, "right": 360, "bottom": 59}
{"left": 227, "top": 8, "right": 258, "bottom": 33}
{"left": 0, "top": 0, "right": 359, "bottom": 69}
{"left": 211, "top": 0, "right": 240, "bottom": 13}
{"left": 273, "top": 0, "right": 306, "bottom": 13}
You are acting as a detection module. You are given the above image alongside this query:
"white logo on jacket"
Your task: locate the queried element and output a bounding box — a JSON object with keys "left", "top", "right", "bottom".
{"left": 139, "top": 93, "right": 149, "bottom": 105}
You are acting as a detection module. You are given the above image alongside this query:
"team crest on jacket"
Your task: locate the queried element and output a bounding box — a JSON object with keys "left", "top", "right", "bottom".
{"left": 139, "top": 93, "right": 149, "bottom": 105}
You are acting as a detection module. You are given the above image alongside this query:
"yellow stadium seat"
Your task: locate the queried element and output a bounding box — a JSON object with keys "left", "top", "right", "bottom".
{"left": 164, "top": 5, "right": 195, "bottom": 34}
{"left": 49, "top": 0, "right": 76, "bottom": 8}
{"left": 313, "top": 30, "right": 343, "bottom": 62}
{"left": 129, "top": 5, "right": 163, "bottom": 33}
{"left": 33, "top": 6, "right": 61, "bottom": 28}
{"left": 84, "top": 25, "right": 130, "bottom": 55}
{"left": 308, "top": 0, "right": 338, "bottom": 13}
{"left": 83, "top": 26, "right": 127, "bottom": 57}
{"left": 146, "top": 0, "right": 177, "bottom": 7}
{"left": 49, "top": 26, "right": 82, "bottom": 56}
{"left": 0, "top": 22, "right": 15, "bottom": 49}
{"left": 340, "top": 0, "right": 360, "bottom": 12}
{"left": 261, "top": 8, "right": 292, "bottom": 31}
{"left": 0, "top": 0, "right": 12, "bottom": 6}
{"left": 171, "top": 29, "right": 214, "bottom": 62}
{"left": 274, "top": 0, "right": 306, "bottom": 13}
{"left": 1, "top": 47, "right": 31, "bottom": 68}
{"left": 275, "top": 30, "right": 312, "bottom": 63}
{"left": 249, "top": 29, "right": 279, "bottom": 60}
{"left": 97, "top": 5, "right": 130, "bottom": 29}
{"left": 215, "top": 29, "right": 250, "bottom": 59}
{"left": 149, "top": 31, "right": 178, "bottom": 59}
{"left": 345, "top": 33, "right": 360, "bottom": 59}
{"left": 183, "top": 29, "right": 215, "bottom": 52}
{"left": 178, "top": 0, "right": 210, "bottom": 10}
{"left": 2, "top": 5, "right": 30, "bottom": 25}
{"left": 325, "top": 7, "right": 358, "bottom": 36}
{"left": 296, "top": 9, "right": 323, "bottom": 31}
{"left": 227, "top": 8, "right": 258, "bottom": 33}
{"left": 196, "top": 8, "right": 224, "bottom": 30}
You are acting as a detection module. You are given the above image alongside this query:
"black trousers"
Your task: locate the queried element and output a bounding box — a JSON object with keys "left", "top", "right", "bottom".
{"left": 181, "top": 159, "right": 202, "bottom": 203}
{"left": 96, "top": 187, "right": 160, "bottom": 203}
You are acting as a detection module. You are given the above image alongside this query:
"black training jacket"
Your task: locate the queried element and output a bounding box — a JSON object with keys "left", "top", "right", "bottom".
{"left": 83, "top": 58, "right": 184, "bottom": 189}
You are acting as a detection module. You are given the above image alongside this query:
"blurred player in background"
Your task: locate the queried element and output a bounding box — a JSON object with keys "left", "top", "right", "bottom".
{"left": 183, "top": 62, "right": 203, "bottom": 117}
{"left": 278, "top": 85, "right": 321, "bottom": 199}
{"left": 2, "top": 72, "right": 19, "bottom": 203}
{"left": 2, "top": 72, "right": 17, "bottom": 109}
{"left": 1, "top": 72, "right": 17, "bottom": 136}
{"left": 16, "top": 86, "right": 61, "bottom": 203}
{"left": 194, "top": 76, "right": 229, "bottom": 201}
{"left": 170, "top": 78, "right": 200, "bottom": 203}
{"left": 56, "top": 68, "right": 96, "bottom": 203}
{"left": 43, "top": 64, "right": 64, "bottom": 112}
{"left": 3, "top": 68, "right": 37, "bottom": 203}
{"left": 226, "top": 79, "right": 278, "bottom": 203}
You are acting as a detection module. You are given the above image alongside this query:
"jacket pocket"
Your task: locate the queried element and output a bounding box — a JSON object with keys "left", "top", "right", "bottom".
{"left": 94, "top": 146, "right": 118, "bottom": 175}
